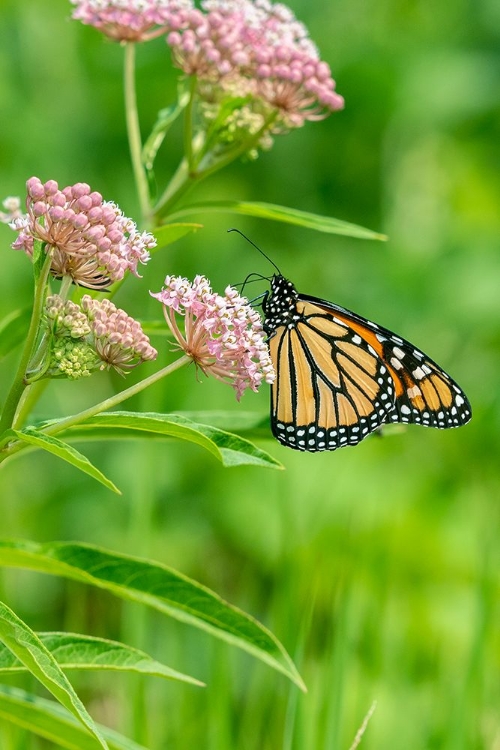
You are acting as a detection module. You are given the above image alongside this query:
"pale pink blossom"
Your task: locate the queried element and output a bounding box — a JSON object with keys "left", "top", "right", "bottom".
{"left": 42, "top": 294, "right": 157, "bottom": 378}
{"left": 151, "top": 274, "right": 275, "bottom": 399}
{"left": 70, "top": 0, "right": 194, "bottom": 42}
{"left": 82, "top": 295, "right": 158, "bottom": 373}
{"left": 167, "top": 0, "right": 344, "bottom": 130}
{"left": 10, "top": 177, "right": 155, "bottom": 289}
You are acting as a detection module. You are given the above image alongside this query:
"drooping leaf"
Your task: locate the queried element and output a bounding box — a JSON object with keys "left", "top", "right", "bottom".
{"left": 43, "top": 411, "right": 282, "bottom": 470}
{"left": 11, "top": 428, "right": 120, "bottom": 493}
{"left": 175, "top": 410, "right": 270, "bottom": 434}
{"left": 0, "top": 685, "right": 148, "bottom": 750}
{"left": 0, "top": 601, "right": 108, "bottom": 749}
{"left": 0, "top": 540, "right": 305, "bottom": 690}
{"left": 168, "top": 200, "right": 387, "bottom": 240}
{"left": 0, "top": 632, "right": 203, "bottom": 686}
{"left": 142, "top": 86, "right": 190, "bottom": 171}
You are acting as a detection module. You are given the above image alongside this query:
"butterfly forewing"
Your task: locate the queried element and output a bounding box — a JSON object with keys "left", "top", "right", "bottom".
{"left": 267, "top": 298, "right": 396, "bottom": 451}
{"left": 263, "top": 275, "right": 471, "bottom": 453}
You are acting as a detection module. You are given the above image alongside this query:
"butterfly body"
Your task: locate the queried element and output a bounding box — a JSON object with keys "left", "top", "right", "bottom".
{"left": 262, "top": 274, "right": 471, "bottom": 452}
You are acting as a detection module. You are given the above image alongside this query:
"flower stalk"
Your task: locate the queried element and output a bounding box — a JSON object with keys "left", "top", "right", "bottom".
{"left": 0, "top": 249, "right": 52, "bottom": 435}
{"left": 0, "top": 354, "right": 191, "bottom": 460}
{"left": 124, "top": 42, "right": 151, "bottom": 223}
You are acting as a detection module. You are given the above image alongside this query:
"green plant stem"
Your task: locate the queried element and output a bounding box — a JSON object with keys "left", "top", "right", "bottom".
{"left": 153, "top": 114, "right": 278, "bottom": 221}
{"left": 0, "top": 253, "right": 52, "bottom": 436}
{"left": 0, "top": 354, "right": 191, "bottom": 459}
{"left": 184, "top": 76, "right": 197, "bottom": 171}
{"left": 12, "top": 380, "right": 49, "bottom": 431}
{"left": 58, "top": 274, "right": 73, "bottom": 301}
{"left": 43, "top": 354, "right": 192, "bottom": 438}
{"left": 124, "top": 41, "right": 150, "bottom": 224}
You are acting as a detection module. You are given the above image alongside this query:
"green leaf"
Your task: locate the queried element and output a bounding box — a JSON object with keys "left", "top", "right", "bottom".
{"left": 152, "top": 222, "right": 203, "bottom": 252}
{"left": 32, "top": 239, "right": 46, "bottom": 280}
{"left": 0, "top": 632, "right": 204, "bottom": 685}
{"left": 0, "top": 307, "right": 32, "bottom": 360}
{"left": 176, "top": 410, "right": 270, "bottom": 433}
{"left": 0, "top": 540, "right": 305, "bottom": 690}
{"left": 168, "top": 200, "right": 387, "bottom": 240}
{"left": 11, "top": 428, "right": 121, "bottom": 493}
{"left": 46, "top": 411, "right": 282, "bottom": 470}
{"left": 0, "top": 685, "right": 148, "bottom": 750}
{"left": 142, "top": 89, "right": 190, "bottom": 171}
{"left": 0, "top": 601, "right": 108, "bottom": 749}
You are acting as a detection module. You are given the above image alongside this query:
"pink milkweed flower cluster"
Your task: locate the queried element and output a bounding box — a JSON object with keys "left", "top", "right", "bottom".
{"left": 43, "top": 294, "right": 158, "bottom": 379}
{"left": 10, "top": 177, "right": 156, "bottom": 289}
{"left": 70, "top": 0, "right": 193, "bottom": 43}
{"left": 151, "top": 274, "right": 275, "bottom": 399}
{"left": 82, "top": 295, "right": 158, "bottom": 373}
{"left": 167, "top": 0, "right": 344, "bottom": 131}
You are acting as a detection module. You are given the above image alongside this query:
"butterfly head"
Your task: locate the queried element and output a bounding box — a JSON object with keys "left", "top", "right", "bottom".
{"left": 263, "top": 275, "right": 300, "bottom": 335}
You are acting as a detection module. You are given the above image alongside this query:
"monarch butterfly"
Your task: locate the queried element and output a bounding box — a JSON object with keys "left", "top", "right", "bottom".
{"left": 261, "top": 274, "right": 472, "bottom": 452}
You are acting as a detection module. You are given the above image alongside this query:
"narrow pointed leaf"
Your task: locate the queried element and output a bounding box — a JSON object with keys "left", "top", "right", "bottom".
{"left": 142, "top": 87, "right": 190, "bottom": 170}
{"left": 11, "top": 428, "right": 120, "bottom": 493}
{"left": 32, "top": 239, "right": 46, "bottom": 280}
{"left": 0, "top": 602, "right": 108, "bottom": 749}
{"left": 152, "top": 222, "right": 203, "bottom": 252}
{"left": 46, "top": 411, "right": 282, "bottom": 470}
{"left": 0, "top": 685, "right": 148, "bottom": 750}
{"left": 0, "top": 632, "right": 203, "bottom": 685}
{"left": 0, "top": 540, "right": 305, "bottom": 690}
{"left": 175, "top": 410, "right": 270, "bottom": 433}
{"left": 168, "top": 200, "right": 386, "bottom": 240}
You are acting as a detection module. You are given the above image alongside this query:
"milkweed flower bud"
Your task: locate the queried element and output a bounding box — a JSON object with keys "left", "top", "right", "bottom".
{"left": 51, "top": 340, "right": 97, "bottom": 380}
{"left": 41, "top": 294, "right": 157, "bottom": 379}
{"left": 151, "top": 274, "right": 275, "bottom": 400}
{"left": 81, "top": 296, "right": 158, "bottom": 374}
{"left": 70, "top": 0, "right": 194, "bottom": 42}
{"left": 10, "top": 177, "right": 155, "bottom": 289}
{"left": 45, "top": 295, "right": 92, "bottom": 338}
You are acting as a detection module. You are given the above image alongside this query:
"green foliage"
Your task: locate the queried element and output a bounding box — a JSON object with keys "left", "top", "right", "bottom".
{"left": 168, "top": 200, "right": 387, "bottom": 239}
{"left": 0, "top": 685, "right": 148, "bottom": 750}
{"left": 10, "top": 428, "right": 121, "bottom": 493}
{"left": 0, "top": 540, "right": 303, "bottom": 688}
{"left": 0, "top": 601, "right": 109, "bottom": 749}
{"left": 0, "top": 0, "right": 499, "bottom": 748}
{"left": 56, "top": 411, "right": 283, "bottom": 470}
{"left": 0, "top": 632, "right": 203, "bottom": 684}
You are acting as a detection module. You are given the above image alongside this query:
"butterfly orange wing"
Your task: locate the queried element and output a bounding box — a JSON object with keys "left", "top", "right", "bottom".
{"left": 265, "top": 280, "right": 471, "bottom": 452}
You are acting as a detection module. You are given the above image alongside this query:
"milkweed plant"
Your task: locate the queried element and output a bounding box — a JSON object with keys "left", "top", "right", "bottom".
{"left": 0, "top": 1, "right": 382, "bottom": 747}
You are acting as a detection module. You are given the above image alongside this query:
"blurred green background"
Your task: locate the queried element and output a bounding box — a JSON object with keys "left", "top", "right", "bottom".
{"left": 1, "top": 0, "right": 499, "bottom": 748}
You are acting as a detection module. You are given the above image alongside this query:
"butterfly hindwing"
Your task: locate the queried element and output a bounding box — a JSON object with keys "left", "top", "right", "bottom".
{"left": 263, "top": 276, "right": 471, "bottom": 452}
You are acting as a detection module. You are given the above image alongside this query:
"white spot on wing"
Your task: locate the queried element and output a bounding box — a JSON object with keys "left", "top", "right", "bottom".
{"left": 390, "top": 357, "right": 403, "bottom": 370}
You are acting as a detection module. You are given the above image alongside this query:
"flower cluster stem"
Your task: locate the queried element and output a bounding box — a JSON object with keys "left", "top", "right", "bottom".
{"left": 124, "top": 42, "right": 151, "bottom": 224}
{"left": 42, "top": 354, "right": 191, "bottom": 438}
{"left": 0, "top": 252, "right": 52, "bottom": 436}
{"left": 154, "top": 113, "right": 278, "bottom": 221}
{"left": 0, "top": 355, "right": 191, "bottom": 460}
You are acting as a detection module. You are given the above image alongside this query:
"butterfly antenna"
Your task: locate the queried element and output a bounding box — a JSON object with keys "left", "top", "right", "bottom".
{"left": 228, "top": 228, "right": 282, "bottom": 275}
